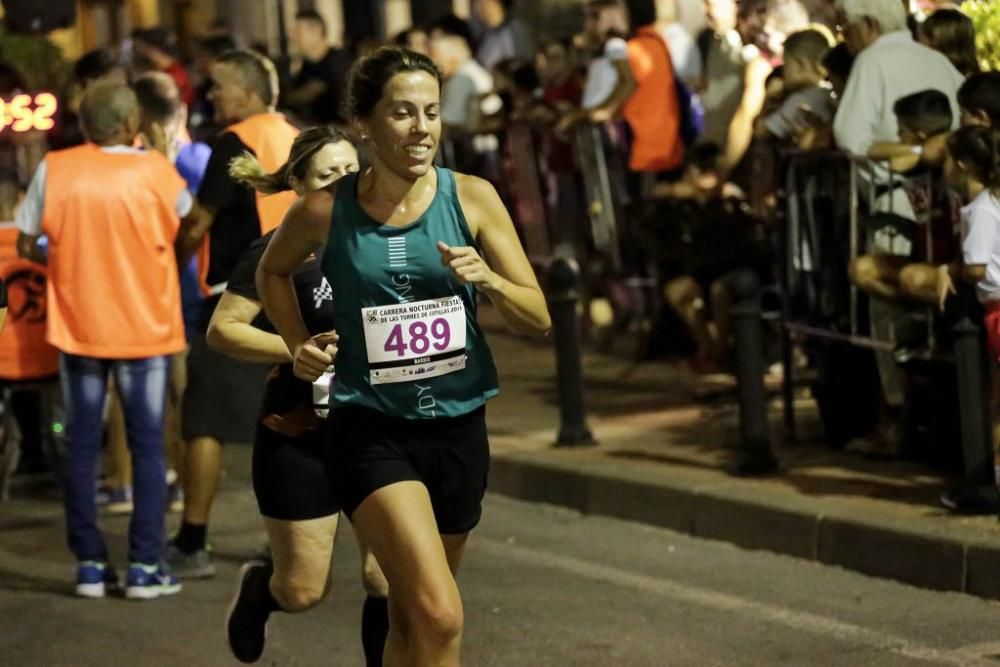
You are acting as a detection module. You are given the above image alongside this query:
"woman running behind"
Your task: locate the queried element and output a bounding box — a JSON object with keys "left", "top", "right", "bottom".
{"left": 214, "top": 127, "right": 390, "bottom": 665}
{"left": 254, "top": 47, "right": 551, "bottom": 665}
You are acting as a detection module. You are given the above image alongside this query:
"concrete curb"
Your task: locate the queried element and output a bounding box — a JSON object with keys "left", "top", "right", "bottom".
{"left": 489, "top": 450, "right": 1000, "bottom": 599}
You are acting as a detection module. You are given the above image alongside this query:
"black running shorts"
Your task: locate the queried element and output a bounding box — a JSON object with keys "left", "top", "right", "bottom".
{"left": 182, "top": 331, "right": 268, "bottom": 443}
{"left": 252, "top": 422, "right": 340, "bottom": 521}
{"left": 326, "top": 405, "right": 490, "bottom": 534}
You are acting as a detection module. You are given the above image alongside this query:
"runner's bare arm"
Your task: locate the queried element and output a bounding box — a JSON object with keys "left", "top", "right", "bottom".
{"left": 175, "top": 201, "right": 215, "bottom": 266}
{"left": 257, "top": 188, "right": 336, "bottom": 379}
{"left": 453, "top": 175, "right": 551, "bottom": 337}
{"left": 207, "top": 291, "right": 293, "bottom": 364}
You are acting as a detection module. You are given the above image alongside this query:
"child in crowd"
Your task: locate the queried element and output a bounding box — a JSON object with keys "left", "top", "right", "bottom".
{"left": 939, "top": 126, "right": 1000, "bottom": 313}
{"left": 757, "top": 28, "right": 835, "bottom": 144}
{"left": 849, "top": 90, "right": 957, "bottom": 306}
{"left": 867, "top": 89, "right": 954, "bottom": 173}
{"left": 938, "top": 126, "right": 1000, "bottom": 498}
{"left": 790, "top": 41, "right": 853, "bottom": 151}
{"left": 556, "top": 0, "right": 633, "bottom": 132}
{"left": 958, "top": 71, "right": 1000, "bottom": 128}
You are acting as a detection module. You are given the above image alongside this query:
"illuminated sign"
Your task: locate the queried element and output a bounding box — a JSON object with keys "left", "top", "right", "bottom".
{"left": 0, "top": 93, "right": 58, "bottom": 133}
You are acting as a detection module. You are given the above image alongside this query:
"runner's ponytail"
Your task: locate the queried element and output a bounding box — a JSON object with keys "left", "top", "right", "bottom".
{"left": 228, "top": 152, "right": 293, "bottom": 194}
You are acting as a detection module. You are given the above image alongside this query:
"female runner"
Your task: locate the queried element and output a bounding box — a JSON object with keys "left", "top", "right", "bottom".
{"left": 253, "top": 47, "right": 551, "bottom": 665}
{"left": 216, "top": 127, "right": 389, "bottom": 665}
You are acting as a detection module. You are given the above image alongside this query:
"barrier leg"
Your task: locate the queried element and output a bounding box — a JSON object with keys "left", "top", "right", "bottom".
{"left": 729, "top": 270, "right": 780, "bottom": 475}
{"left": 549, "top": 258, "right": 595, "bottom": 447}
{"left": 953, "top": 317, "right": 993, "bottom": 486}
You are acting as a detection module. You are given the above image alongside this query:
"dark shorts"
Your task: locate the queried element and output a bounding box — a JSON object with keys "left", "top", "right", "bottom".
{"left": 181, "top": 331, "right": 269, "bottom": 443}
{"left": 326, "top": 404, "right": 490, "bottom": 535}
{"left": 252, "top": 422, "right": 340, "bottom": 521}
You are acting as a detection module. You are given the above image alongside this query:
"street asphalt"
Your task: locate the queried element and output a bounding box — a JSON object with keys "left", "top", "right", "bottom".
{"left": 4, "top": 446, "right": 1000, "bottom": 667}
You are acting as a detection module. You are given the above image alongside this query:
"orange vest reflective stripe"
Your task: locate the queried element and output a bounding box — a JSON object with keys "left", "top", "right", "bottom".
{"left": 0, "top": 223, "right": 59, "bottom": 380}
{"left": 226, "top": 112, "right": 300, "bottom": 234}
{"left": 43, "top": 144, "right": 187, "bottom": 359}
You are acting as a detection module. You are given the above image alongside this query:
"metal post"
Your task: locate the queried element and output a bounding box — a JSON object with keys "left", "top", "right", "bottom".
{"left": 953, "top": 317, "right": 992, "bottom": 485}
{"left": 729, "top": 269, "right": 779, "bottom": 475}
{"left": 548, "top": 257, "right": 595, "bottom": 447}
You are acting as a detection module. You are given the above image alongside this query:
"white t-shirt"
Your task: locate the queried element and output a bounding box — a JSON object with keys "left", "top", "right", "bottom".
{"left": 659, "top": 23, "right": 701, "bottom": 87}
{"left": 833, "top": 31, "right": 964, "bottom": 158}
{"left": 961, "top": 188, "right": 1000, "bottom": 303}
{"left": 581, "top": 37, "right": 629, "bottom": 110}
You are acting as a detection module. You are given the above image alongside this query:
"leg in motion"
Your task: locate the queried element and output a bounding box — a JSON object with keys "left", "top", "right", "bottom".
{"left": 353, "top": 481, "right": 464, "bottom": 667}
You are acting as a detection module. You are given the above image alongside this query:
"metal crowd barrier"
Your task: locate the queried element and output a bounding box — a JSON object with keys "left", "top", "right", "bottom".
{"left": 777, "top": 148, "right": 991, "bottom": 487}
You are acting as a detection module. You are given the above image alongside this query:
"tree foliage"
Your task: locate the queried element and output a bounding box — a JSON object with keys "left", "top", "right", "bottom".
{"left": 964, "top": 0, "right": 1000, "bottom": 71}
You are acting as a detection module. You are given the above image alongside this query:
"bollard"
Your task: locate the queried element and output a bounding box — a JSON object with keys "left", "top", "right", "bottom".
{"left": 728, "top": 269, "right": 780, "bottom": 475}
{"left": 952, "top": 317, "right": 992, "bottom": 486}
{"left": 548, "top": 257, "right": 595, "bottom": 446}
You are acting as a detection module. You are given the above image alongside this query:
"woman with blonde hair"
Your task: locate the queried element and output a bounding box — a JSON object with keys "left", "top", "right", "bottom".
{"left": 213, "top": 127, "right": 391, "bottom": 666}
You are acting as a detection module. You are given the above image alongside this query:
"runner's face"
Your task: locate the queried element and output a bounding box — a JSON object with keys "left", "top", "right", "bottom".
{"left": 363, "top": 70, "right": 441, "bottom": 179}
{"left": 295, "top": 140, "right": 360, "bottom": 194}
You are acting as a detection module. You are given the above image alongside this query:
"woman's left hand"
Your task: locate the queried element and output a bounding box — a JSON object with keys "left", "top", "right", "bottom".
{"left": 437, "top": 241, "right": 501, "bottom": 293}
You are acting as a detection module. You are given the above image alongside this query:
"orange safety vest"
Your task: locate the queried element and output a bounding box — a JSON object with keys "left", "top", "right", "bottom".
{"left": 0, "top": 223, "right": 59, "bottom": 380}
{"left": 226, "top": 112, "right": 299, "bottom": 234}
{"left": 625, "top": 27, "right": 684, "bottom": 172}
{"left": 197, "top": 113, "right": 299, "bottom": 295}
{"left": 42, "top": 144, "right": 187, "bottom": 359}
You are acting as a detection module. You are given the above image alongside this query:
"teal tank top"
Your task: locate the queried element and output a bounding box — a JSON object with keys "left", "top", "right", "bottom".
{"left": 322, "top": 167, "right": 500, "bottom": 419}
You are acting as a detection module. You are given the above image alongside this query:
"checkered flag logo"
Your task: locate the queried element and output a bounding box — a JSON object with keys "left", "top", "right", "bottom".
{"left": 313, "top": 278, "right": 333, "bottom": 309}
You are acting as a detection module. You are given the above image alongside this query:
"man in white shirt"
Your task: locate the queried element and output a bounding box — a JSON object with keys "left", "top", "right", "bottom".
{"left": 698, "top": 0, "right": 747, "bottom": 149}
{"left": 833, "top": 0, "right": 964, "bottom": 460}
{"left": 833, "top": 0, "right": 964, "bottom": 159}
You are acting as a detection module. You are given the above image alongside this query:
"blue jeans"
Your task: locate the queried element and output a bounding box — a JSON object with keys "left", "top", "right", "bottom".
{"left": 60, "top": 353, "right": 170, "bottom": 565}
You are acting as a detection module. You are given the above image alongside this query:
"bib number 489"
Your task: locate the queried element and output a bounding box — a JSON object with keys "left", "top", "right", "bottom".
{"left": 383, "top": 318, "right": 452, "bottom": 357}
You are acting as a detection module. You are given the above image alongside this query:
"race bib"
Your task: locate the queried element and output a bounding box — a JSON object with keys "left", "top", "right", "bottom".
{"left": 362, "top": 296, "right": 467, "bottom": 385}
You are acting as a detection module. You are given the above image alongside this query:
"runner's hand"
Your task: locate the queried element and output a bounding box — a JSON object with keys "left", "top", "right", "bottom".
{"left": 437, "top": 242, "right": 500, "bottom": 292}
{"left": 292, "top": 331, "right": 338, "bottom": 382}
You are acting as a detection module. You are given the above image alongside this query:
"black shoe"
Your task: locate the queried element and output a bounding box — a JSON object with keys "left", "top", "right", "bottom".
{"left": 225, "top": 561, "right": 271, "bottom": 663}
{"left": 940, "top": 487, "right": 1000, "bottom": 516}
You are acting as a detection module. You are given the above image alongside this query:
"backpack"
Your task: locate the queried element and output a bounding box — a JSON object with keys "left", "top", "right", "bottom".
{"left": 674, "top": 77, "right": 705, "bottom": 148}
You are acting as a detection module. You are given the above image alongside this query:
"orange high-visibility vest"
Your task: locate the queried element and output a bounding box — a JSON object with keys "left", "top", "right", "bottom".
{"left": 42, "top": 144, "right": 187, "bottom": 359}
{"left": 0, "top": 223, "right": 59, "bottom": 380}
{"left": 226, "top": 112, "right": 299, "bottom": 234}
{"left": 625, "top": 28, "right": 684, "bottom": 172}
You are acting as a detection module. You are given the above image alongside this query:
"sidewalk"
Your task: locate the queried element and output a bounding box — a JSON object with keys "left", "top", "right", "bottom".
{"left": 481, "top": 318, "right": 1000, "bottom": 600}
